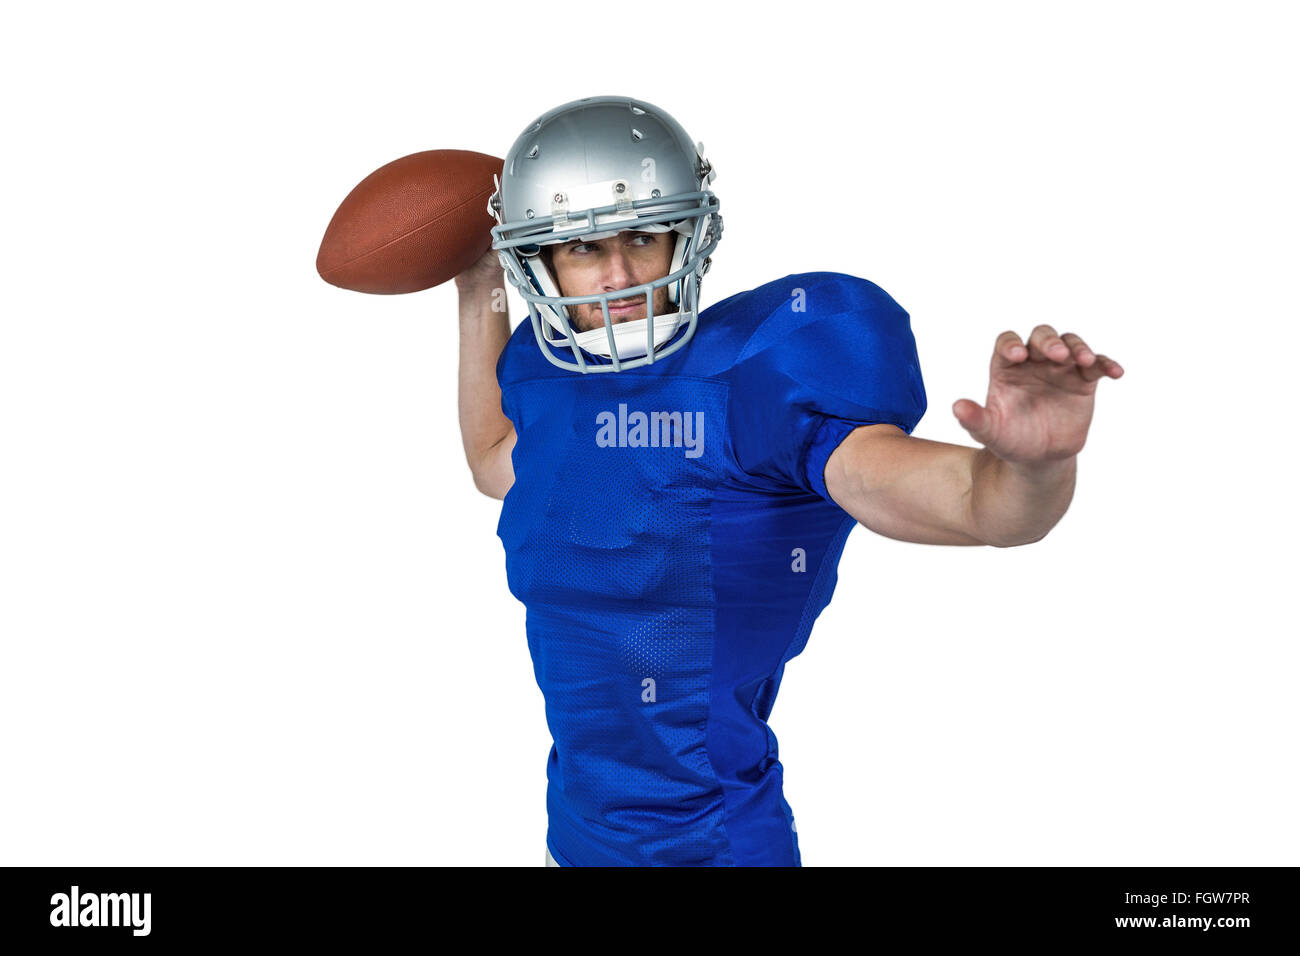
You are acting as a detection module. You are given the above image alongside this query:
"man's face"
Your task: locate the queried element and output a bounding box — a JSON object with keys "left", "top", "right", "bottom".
{"left": 544, "top": 230, "right": 675, "bottom": 333}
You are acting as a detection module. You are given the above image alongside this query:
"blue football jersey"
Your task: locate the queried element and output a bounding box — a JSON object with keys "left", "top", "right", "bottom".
{"left": 495, "top": 271, "right": 927, "bottom": 866}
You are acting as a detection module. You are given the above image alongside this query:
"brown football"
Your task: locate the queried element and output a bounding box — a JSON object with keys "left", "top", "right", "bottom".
{"left": 316, "top": 149, "right": 503, "bottom": 294}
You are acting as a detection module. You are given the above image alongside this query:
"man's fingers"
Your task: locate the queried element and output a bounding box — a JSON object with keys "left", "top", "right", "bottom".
{"left": 1027, "top": 324, "right": 1070, "bottom": 363}
{"left": 1060, "top": 332, "right": 1096, "bottom": 367}
{"left": 996, "top": 326, "right": 1121, "bottom": 381}
{"left": 1079, "top": 353, "right": 1125, "bottom": 383}
{"left": 993, "top": 330, "right": 1028, "bottom": 367}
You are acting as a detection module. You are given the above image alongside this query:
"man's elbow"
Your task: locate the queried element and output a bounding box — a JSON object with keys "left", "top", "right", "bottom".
{"left": 986, "top": 529, "right": 1051, "bottom": 548}
{"left": 469, "top": 464, "right": 507, "bottom": 501}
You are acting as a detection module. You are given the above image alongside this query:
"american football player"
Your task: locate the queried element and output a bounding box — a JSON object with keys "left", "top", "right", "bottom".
{"left": 454, "top": 95, "right": 1123, "bottom": 866}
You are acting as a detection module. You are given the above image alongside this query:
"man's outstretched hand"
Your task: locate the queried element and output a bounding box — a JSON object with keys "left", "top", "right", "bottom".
{"left": 953, "top": 325, "right": 1124, "bottom": 465}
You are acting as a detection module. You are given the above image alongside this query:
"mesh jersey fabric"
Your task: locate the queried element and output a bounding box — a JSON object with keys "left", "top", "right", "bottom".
{"left": 496, "top": 271, "right": 927, "bottom": 866}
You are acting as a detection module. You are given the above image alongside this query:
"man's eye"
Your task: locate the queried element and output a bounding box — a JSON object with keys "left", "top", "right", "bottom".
{"left": 567, "top": 235, "right": 651, "bottom": 255}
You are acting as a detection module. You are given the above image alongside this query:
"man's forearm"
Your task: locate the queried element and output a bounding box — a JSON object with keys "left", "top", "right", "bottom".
{"left": 967, "top": 449, "right": 1077, "bottom": 547}
{"left": 456, "top": 281, "right": 512, "bottom": 473}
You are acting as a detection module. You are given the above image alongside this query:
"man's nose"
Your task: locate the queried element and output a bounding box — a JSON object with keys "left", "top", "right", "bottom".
{"left": 602, "top": 249, "right": 636, "bottom": 293}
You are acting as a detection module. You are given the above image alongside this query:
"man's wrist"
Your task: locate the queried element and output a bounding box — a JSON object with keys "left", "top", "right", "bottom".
{"left": 455, "top": 278, "right": 503, "bottom": 298}
{"left": 995, "top": 452, "right": 1077, "bottom": 485}
{"left": 970, "top": 449, "right": 1077, "bottom": 547}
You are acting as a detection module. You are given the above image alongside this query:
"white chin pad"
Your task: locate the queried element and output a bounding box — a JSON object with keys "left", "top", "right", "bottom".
{"left": 545, "top": 311, "right": 686, "bottom": 359}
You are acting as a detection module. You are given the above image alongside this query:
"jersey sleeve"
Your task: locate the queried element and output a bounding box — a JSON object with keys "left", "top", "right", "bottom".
{"left": 726, "top": 274, "right": 927, "bottom": 502}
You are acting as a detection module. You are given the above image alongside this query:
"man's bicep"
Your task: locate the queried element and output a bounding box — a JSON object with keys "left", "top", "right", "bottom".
{"left": 823, "top": 424, "right": 986, "bottom": 546}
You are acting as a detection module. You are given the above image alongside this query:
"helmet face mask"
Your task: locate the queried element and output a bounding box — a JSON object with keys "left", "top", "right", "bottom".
{"left": 487, "top": 96, "right": 722, "bottom": 373}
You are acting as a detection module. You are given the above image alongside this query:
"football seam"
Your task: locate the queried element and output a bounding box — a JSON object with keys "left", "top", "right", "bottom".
{"left": 319, "top": 185, "right": 497, "bottom": 277}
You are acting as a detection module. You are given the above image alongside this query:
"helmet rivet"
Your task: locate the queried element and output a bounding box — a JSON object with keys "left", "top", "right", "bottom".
{"left": 651, "top": 188, "right": 661, "bottom": 198}
{"left": 553, "top": 193, "right": 564, "bottom": 204}
{"left": 614, "top": 182, "right": 626, "bottom": 194}
{"left": 525, "top": 209, "right": 535, "bottom": 219}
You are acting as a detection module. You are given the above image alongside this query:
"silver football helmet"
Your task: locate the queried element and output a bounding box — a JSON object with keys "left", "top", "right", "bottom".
{"left": 486, "top": 95, "right": 722, "bottom": 373}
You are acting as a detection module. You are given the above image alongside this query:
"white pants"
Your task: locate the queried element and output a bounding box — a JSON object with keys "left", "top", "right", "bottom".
{"left": 545, "top": 847, "right": 560, "bottom": 867}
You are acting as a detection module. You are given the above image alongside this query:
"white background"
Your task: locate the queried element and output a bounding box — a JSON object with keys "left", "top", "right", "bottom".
{"left": 2, "top": 0, "right": 1295, "bottom": 866}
